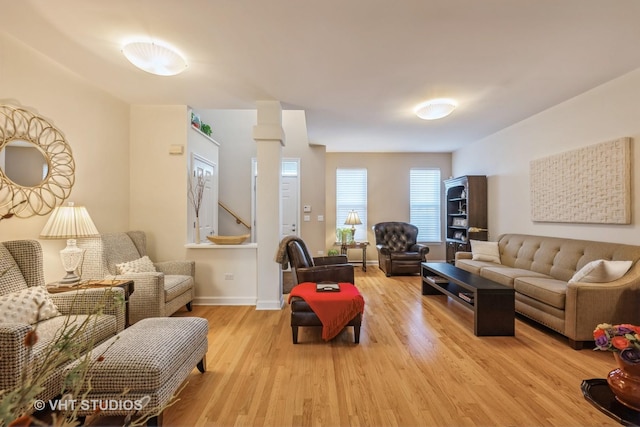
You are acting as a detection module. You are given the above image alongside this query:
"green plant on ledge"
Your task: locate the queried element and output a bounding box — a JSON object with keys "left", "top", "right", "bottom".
{"left": 200, "top": 123, "right": 212, "bottom": 136}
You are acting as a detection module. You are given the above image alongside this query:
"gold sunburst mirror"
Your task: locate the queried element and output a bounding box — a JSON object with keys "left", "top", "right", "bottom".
{"left": 0, "top": 104, "right": 75, "bottom": 218}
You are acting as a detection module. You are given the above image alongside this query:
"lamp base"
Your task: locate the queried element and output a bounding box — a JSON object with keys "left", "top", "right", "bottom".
{"left": 59, "top": 239, "right": 84, "bottom": 285}
{"left": 59, "top": 272, "right": 81, "bottom": 285}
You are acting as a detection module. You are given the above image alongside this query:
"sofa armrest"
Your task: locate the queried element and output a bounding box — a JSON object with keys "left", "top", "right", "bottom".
{"left": 155, "top": 260, "right": 195, "bottom": 277}
{"left": 0, "top": 323, "right": 32, "bottom": 392}
{"left": 409, "top": 243, "right": 430, "bottom": 258}
{"left": 50, "top": 287, "right": 126, "bottom": 332}
{"left": 107, "top": 272, "right": 165, "bottom": 322}
{"left": 314, "top": 255, "right": 348, "bottom": 266}
{"left": 455, "top": 251, "right": 472, "bottom": 261}
{"left": 376, "top": 245, "right": 391, "bottom": 256}
{"left": 565, "top": 267, "right": 640, "bottom": 341}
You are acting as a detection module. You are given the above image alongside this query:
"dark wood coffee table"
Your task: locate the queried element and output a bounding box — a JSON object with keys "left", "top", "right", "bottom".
{"left": 421, "top": 262, "right": 515, "bottom": 336}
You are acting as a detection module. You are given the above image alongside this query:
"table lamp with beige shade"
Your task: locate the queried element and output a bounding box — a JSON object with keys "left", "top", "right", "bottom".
{"left": 344, "top": 210, "right": 362, "bottom": 241}
{"left": 39, "top": 202, "right": 99, "bottom": 285}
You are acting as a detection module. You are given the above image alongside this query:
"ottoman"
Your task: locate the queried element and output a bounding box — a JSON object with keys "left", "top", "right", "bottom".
{"left": 64, "top": 317, "right": 208, "bottom": 426}
{"left": 288, "top": 282, "right": 364, "bottom": 344}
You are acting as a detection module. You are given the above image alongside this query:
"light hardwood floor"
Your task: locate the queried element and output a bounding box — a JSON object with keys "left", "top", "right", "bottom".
{"left": 157, "top": 266, "right": 618, "bottom": 427}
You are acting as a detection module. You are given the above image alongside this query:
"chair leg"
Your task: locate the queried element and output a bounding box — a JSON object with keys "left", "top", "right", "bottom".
{"left": 186, "top": 301, "right": 193, "bottom": 311}
{"left": 197, "top": 356, "right": 206, "bottom": 373}
{"left": 354, "top": 325, "right": 361, "bottom": 344}
{"left": 292, "top": 325, "right": 299, "bottom": 344}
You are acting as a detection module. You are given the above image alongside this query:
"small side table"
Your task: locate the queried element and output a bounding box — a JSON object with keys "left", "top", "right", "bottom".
{"left": 47, "top": 280, "right": 135, "bottom": 328}
{"left": 340, "top": 241, "right": 369, "bottom": 272}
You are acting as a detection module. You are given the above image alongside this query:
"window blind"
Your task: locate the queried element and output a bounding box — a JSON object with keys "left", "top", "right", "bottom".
{"left": 410, "top": 168, "right": 441, "bottom": 242}
{"left": 336, "top": 168, "right": 367, "bottom": 241}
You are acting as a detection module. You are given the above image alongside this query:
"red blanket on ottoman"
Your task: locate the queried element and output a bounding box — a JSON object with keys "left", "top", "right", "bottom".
{"left": 288, "top": 282, "right": 365, "bottom": 341}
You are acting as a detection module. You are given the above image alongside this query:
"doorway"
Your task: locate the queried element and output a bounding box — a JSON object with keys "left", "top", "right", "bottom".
{"left": 189, "top": 153, "right": 217, "bottom": 242}
{"left": 250, "top": 158, "right": 300, "bottom": 242}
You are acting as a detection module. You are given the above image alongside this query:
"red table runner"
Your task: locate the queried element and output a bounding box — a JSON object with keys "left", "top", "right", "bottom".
{"left": 288, "top": 282, "right": 365, "bottom": 341}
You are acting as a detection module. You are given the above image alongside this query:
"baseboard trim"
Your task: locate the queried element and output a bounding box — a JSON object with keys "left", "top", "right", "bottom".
{"left": 194, "top": 296, "right": 256, "bottom": 306}
{"left": 256, "top": 297, "right": 285, "bottom": 310}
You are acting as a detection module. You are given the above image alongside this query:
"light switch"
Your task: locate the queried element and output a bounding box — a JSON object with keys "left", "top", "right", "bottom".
{"left": 303, "top": 205, "right": 311, "bottom": 213}
{"left": 317, "top": 215, "right": 324, "bottom": 222}
{"left": 303, "top": 215, "right": 310, "bottom": 222}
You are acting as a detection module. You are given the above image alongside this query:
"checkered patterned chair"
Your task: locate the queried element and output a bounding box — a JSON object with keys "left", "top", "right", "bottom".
{"left": 0, "top": 240, "right": 124, "bottom": 404}
{"left": 78, "top": 231, "right": 195, "bottom": 325}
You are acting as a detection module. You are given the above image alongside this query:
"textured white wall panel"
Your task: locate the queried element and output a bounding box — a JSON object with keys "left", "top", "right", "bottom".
{"left": 530, "top": 138, "right": 631, "bottom": 224}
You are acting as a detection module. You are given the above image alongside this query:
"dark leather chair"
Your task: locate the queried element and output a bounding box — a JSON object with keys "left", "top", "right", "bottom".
{"left": 286, "top": 238, "right": 354, "bottom": 285}
{"left": 372, "top": 222, "right": 430, "bottom": 276}
{"left": 284, "top": 237, "right": 361, "bottom": 343}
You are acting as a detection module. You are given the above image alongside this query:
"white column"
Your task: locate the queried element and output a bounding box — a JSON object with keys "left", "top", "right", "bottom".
{"left": 253, "top": 101, "right": 285, "bottom": 309}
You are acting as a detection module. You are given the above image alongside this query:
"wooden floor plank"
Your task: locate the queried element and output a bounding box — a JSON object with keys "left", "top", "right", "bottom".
{"left": 98, "top": 266, "right": 617, "bottom": 426}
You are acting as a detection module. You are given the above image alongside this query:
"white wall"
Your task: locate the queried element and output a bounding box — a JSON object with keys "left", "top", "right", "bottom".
{"left": 453, "top": 67, "right": 640, "bottom": 244}
{"left": 129, "top": 105, "right": 189, "bottom": 262}
{"left": 325, "top": 152, "right": 452, "bottom": 262}
{"left": 0, "top": 32, "right": 130, "bottom": 283}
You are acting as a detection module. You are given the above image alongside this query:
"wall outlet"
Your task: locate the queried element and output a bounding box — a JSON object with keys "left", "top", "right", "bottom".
{"left": 224, "top": 273, "right": 234, "bottom": 280}
{"left": 317, "top": 250, "right": 324, "bottom": 255}
{"left": 317, "top": 215, "right": 324, "bottom": 222}
{"left": 304, "top": 215, "right": 310, "bottom": 221}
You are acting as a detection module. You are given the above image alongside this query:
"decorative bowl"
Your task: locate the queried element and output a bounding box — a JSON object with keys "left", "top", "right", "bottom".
{"left": 206, "top": 234, "right": 250, "bottom": 245}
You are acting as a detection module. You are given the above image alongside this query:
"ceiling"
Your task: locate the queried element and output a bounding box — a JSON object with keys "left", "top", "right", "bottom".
{"left": 2, "top": 1, "right": 640, "bottom": 153}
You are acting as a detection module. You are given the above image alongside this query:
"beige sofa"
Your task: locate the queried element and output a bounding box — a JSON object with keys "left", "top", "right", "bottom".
{"left": 455, "top": 233, "right": 640, "bottom": 349}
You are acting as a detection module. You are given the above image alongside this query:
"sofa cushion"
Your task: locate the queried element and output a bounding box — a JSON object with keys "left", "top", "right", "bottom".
{"left": 102, "top": 233, "right": 142, "bottom": 274}
{"left": 115, "top": 255, "right": 157, "bottom": 275}
{"left": 470, "top": 240, "right": 501, "bottom": 264}
{"left": 456, "top": 259, "right": 498, "bottom": 275}
{"left": 0, "top": 286, "right": 61, "bottom": 324}
{"left": 0, "top": 245, "right": 29, "bottom": 295}
{"left": 514, "top": 277, "right": 568, "bottom": 310}
{"left": 481, "top": 267, "right": 551, "bottom": 288}
{"left": 164, "top": 275, "right": 193, "bottom": 302}
{"left": 568, "top": 259, "right": 633, "bottom": 283}
{"left": 33, "top": 314, "right": 118, "bottom": 358}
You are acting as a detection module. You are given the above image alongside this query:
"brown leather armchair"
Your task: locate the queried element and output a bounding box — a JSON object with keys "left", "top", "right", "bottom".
{"left": 285, "top": 237, "right": 355, "bottom": 285}
{"left": 279, "top": 237, "right": 360, "bottom": 343}
{"left": 373, "top": 222, "right": 430, "bottom": 276}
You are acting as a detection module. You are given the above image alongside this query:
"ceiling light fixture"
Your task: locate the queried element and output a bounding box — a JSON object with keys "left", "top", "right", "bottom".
{"left": 122, "top": 41, "right": 187, "bottom": 76}
{"left": 414, "top": 98, "right": 458, "bottom": 120}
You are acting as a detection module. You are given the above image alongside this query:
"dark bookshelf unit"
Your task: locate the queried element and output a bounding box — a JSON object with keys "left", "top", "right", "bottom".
{"left": 444, "top": 175, "right": 488, "bottom": 263}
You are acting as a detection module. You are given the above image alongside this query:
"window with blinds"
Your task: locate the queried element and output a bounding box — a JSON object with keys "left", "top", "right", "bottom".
{"left": 336, "top": 168, "right": 367, "bottom": 241}
{"left": 410, "top": 168, "right": 441, "bottom": 242}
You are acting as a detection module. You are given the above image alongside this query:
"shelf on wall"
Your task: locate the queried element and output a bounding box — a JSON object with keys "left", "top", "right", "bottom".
{"left": 190, "top": 124, "right": 220, "bottom": 146}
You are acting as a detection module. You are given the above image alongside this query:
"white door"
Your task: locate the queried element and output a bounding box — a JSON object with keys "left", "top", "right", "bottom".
{"left": 250, "top": 158, "right": 299, "bottom": 242}
{"left": 190, "top": 154, "right": 217, "bottom": 241}
{"left": 281, "top": 175, "right": 298, "bottom": 236}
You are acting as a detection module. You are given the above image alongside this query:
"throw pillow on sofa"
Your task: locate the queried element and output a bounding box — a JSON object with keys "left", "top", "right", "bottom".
{"left": 0, "top": 286, "right": 61, "bottom": 324}
{"left": 568, "top": 259, "right": 633, "bottom": 283}
{"left": 116, "top": 256, "right": 157, "bottom": 275}
{"left": 470, "top": 240, "right": 501, "bottom": 264}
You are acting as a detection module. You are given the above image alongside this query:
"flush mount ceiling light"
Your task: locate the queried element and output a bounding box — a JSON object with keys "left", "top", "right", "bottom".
{"left": 122, "top": 41, "right": 187, "bottom": 76}
{"left": 414, "top": 98, "right": 458, "bottom": 120}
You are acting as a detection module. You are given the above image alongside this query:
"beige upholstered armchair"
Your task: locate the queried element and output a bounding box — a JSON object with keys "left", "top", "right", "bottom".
{"left": 0, "top": 240, "right": 124, "bottom": 403}
{"left": 78, "top": 231, "right": 195, "bottom": 325}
